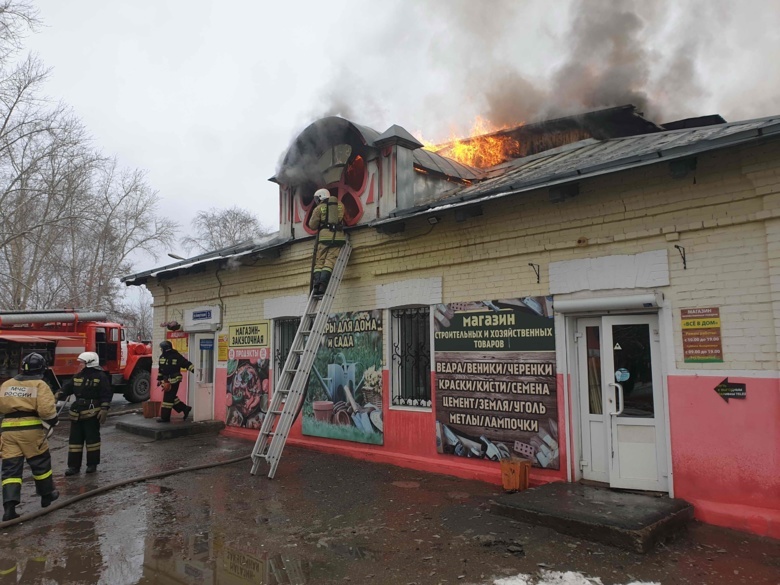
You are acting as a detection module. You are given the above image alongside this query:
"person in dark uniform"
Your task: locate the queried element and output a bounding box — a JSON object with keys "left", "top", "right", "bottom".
{"left": 156, "top": 341, "right": 194, "bottom": 423}
{"left": 0, "top": 352, "right": 59, "bottom": 521}
{"left": 57, "top": 351, "right": 112, "bottom": 476}
{"left": 308, "top": 188, "right": 346, "bottom": 296}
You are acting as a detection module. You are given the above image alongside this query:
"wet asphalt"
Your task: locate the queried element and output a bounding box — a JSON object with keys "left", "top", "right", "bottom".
{"left": 0, "top": 410, "right": 778, "bottom": 585}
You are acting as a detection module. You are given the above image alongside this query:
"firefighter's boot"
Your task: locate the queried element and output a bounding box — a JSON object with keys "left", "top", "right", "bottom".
{"left": 65, "top": 467, "right": 79, "bottom": 476}
{"left": 312, "top": 272, "right": 323, "bottom": 297}
{"left": 319, "top": 272, "right": 331, "bottom": 295}
{"left": 40, "top": 490, "right": 59, "bottom": 508}
{"left": 86, "top": 465, "right": 97, "bottom": 474}
{"left": 2, "top": 503, "right": 19, "bottom": 521}
{"left": 182, "top": 405, "right": 192, "bottom": 421}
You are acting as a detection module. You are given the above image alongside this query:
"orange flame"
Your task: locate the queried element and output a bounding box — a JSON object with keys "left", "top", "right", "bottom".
{"left": 419, "top": 117, "right": 522, "bottom": 168}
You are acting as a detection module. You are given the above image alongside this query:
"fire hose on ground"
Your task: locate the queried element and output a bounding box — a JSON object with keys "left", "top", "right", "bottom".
{"left": 0, "top": 453, "right": 251, "bottom": 530}
{"left": 2, "top": 397, "right": 252, "bottom": 530}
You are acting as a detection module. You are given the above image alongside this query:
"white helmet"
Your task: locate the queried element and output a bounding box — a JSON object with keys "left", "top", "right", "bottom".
{"left": 314, "top": 188, "right": 330, "bottom": 202}
{"left": 77, "top": 351, "right": 100, "bottom": 368}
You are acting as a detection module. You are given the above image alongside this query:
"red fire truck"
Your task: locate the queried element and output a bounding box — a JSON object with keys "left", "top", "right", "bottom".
{"left": 0, "top": 310, "right": 153, "bottom": 402}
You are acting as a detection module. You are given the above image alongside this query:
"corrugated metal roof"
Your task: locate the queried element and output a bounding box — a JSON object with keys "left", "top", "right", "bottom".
{"left": 377, "top": 115, "right": 780, "bottom": 223}
{"left": 413, "top": 148, "right": 482, "bottom": 181}
{"left": 459, "top": 116, "right": 780, "bottom": 199}
{"left": 121, "top": 234, "right": 293, "bottom": 286}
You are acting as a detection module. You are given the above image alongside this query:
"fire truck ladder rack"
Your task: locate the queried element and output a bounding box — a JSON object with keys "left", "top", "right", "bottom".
{"left": 250, "top": 239, "right": 352, "bottom": 479}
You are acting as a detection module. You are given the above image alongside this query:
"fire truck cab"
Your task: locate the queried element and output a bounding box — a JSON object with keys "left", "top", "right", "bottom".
{"left": 0, "top": 310, "right": 153, "bottom": 403}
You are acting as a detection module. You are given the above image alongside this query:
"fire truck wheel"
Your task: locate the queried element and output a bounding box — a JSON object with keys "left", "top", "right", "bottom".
{"left": 124, "top": 370, "right": 151, "bottom": 403}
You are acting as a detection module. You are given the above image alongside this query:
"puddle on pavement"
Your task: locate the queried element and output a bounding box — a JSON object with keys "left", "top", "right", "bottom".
{"left": 0, "top": 549, "right": 315, "bottom": 584}
{"left": 0, "top": 495, "right": 374, "bottom": 585}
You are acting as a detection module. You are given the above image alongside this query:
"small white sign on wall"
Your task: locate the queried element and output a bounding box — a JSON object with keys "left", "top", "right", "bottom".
{"left": 183, "top": 305, "right": 222, "bottom": 332}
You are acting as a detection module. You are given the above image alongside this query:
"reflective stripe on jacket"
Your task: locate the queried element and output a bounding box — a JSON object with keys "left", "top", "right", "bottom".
{"left": 1, "top": 417, "right": 43, "bottom": 430}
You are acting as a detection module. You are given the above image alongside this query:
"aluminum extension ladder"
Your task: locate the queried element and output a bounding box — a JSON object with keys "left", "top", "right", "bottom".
{"left": 250, "top": 239, "right": 352, "bottom": 479}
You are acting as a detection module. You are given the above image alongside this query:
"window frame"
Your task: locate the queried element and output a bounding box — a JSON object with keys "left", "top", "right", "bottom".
{"left": 389, "top": 305, "right": 432, "bottom": 411}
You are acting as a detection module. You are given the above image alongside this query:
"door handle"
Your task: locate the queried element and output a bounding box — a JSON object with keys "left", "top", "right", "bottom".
{"left": 608, "top": 382, "right": 624, "bottom": 416}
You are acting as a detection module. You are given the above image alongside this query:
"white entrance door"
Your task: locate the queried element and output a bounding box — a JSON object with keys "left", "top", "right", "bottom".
{"left": 577, "top": 315, "right": 667, "bottom": 491}
{"left": 191, "top": 333, "right": 215, "bottom": 422}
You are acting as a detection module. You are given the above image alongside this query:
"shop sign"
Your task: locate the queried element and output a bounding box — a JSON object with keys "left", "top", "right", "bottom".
{"left": 166, "top": 329, "right": 188, "bottom": 353}
{"left": 229, "top": 322, "right": 269, "bottom": 347}
{"left": 433, "top": 297, "right": 559, "bottom": 469}
{"left": 226, "top": 321, "right": 270, "bottom": 429}
{"left": 302, "top": 310, "right": 384, "bottom": 445}
{"left": 681, "top": 307, "right": 723, "bottom": 362}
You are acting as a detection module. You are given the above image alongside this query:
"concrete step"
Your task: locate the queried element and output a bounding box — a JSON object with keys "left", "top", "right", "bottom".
{"left": 114, "top": 413, "right": 225, "bottom": 440}
{"left": 492, "top": 482, "right": 694, "bottom": 553}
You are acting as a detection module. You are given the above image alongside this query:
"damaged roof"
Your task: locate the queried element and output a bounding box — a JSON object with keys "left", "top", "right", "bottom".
{"left": 123, "top": 113, "right": 780, "bottom": 286}
{"left": 376, "top": 114, "right": 780, "bottom": 224}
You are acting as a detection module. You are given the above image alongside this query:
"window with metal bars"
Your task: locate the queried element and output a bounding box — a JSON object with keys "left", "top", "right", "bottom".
{"left": 390, "top": 307, "right": 431, "bottom": 408}
{"left": 274, "top": 318, "right": 301, "bottom": 373}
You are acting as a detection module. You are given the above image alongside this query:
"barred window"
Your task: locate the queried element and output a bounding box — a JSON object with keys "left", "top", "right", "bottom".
{"left": 390, "top": 307, "right": 431, "bottom": 408}
{"left": 274, "top": 318, "right": 301, "bottom": 372}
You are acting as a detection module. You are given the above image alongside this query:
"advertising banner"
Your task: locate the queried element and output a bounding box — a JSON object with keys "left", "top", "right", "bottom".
{"left": 302, "top": 310, "right": 384, "bottom": 444}
{"left": 433, "top": 298, "right": 559, "bottom": 469}
{"left": 225, "top": 321, "right": 270, "bottom": 429}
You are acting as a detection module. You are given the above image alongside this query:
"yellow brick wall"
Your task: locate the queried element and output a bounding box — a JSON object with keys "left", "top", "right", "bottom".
{"left": 147, "top": 139, "right": 780, "bottom": 371}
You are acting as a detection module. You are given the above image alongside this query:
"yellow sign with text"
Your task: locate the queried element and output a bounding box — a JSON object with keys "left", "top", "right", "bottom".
{"left": 681, "top": 318, "right": 720, "bottom": 329}
{"left": 228, "top": 322, "right": 269, "bottom": 348}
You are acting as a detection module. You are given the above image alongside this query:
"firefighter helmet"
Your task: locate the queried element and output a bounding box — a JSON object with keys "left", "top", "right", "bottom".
{"left": 21, "top": 352, "right": 47, "bottom": 375}
{"left": 159, "top": 340, "right": 173, "bottom": 352}
{"left": 314, "top": 188, "right": 330, "bottom": 202}
{"left": 77, "top": 351, "right": 100, "bottom": 368}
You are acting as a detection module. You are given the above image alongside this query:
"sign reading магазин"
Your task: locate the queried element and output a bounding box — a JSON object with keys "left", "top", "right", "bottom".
{"left": 433, "top": 298, "right": 559, "bottom": 469}
{"left": 681, "top": 307, "right": 723, "bottom": 363}
{"left": 229, "top": 322, "right": 269, "bottom": 347}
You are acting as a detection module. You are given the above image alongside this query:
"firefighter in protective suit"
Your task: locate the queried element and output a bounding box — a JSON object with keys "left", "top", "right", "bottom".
{"left": 308, "top": 188, "right": 346, "bottom": 296}
{"left": 56, "top": 352, "right": 111, "bottom": 476}
{"left": 157, "top": 341, "right": 193, "bottom": 423}
{"left": 0, "top": 352, "right": 59, "bottom": 521}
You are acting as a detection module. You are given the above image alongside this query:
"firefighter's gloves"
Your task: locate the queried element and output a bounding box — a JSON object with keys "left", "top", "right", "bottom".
{"left": 43, "top": 417, "right": 59, "bottom": 428}
{"left": 96, "top": 409, "right": 108, "bottom": 425}
{"left": 188, "top": 365, "right": 195, "bottom": 373}
{"left": 55, "top": 391, "right": 65, "bottom": 402}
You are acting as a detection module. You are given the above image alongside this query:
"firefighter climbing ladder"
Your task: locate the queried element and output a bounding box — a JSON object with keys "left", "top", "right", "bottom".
{"left": 250, "top": 239, "right": 352, "bottom": 479}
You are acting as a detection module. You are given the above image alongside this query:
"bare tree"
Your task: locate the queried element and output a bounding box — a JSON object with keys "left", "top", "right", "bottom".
{"left": 45, "top": 159, "right": 177, "bottom": 312}
{"left": 115, "top": 286, "right": 154, "bottom": 342}
{"left": 181, "top": 206, "right": 270, "bottom": 254}
{"left": 0, "top": 1, "right": 177, "bottom": 312}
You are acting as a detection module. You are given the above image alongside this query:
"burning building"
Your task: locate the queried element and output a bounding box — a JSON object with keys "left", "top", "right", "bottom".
{"left": 124, "top": 104, "right": 780, "bottom": 540}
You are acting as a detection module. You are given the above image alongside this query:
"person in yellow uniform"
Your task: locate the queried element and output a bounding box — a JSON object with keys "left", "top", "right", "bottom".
{"left": 0, "top": 353, "right": 59, "bottom": 521}
{"left": 308, "top": 188, "right": 346, "bottom": 296}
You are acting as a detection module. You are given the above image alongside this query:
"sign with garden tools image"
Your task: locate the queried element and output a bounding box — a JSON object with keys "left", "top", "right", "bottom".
{"left": 433, "top": 297, "right": 559, "bottom": 469}
{"left": 302, "top": 310, "right": 384, "bottom": 445}
{"left": 225, "top": 321, "right": 271, "bottom": 430}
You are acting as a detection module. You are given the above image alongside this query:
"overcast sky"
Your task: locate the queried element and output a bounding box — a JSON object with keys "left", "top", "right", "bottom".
{"left": 25, "top": 1, "right": 780, "bottom": 271}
